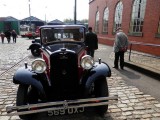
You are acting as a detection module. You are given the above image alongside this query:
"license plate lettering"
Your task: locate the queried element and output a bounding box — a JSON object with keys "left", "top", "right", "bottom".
{"left": 68, "top": 108, "right": 74, "bottom": 114}
{"left": 73, "top": 108, "right": 78, "bottom": 114}
{"left": 60, "top": 109, "right": 65, "bottom": 115}
{"left": 48, "top": 107, "right": 84, "bottom": 116}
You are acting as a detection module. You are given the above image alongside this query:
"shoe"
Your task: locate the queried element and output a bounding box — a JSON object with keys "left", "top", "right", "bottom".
{"left": 120, "top": 66, "right": 124, "bottom": 70}
{"left": 113, "top": 66, "right": 118, "bottom": 69}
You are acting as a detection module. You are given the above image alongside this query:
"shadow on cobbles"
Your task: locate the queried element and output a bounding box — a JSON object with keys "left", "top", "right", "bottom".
{"left": 117, "top": 69, "right": 141, "bottom": 80}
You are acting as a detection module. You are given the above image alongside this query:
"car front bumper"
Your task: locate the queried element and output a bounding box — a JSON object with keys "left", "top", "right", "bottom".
{"left": 6, "top": 95, "right": 118, "bottom": 116}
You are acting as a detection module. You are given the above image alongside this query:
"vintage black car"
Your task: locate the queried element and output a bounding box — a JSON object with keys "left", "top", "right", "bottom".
{"left": 6, "top": 25, "right": 118, "bottom": 119}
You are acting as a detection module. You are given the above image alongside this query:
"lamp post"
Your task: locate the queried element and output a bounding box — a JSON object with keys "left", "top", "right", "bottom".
{"left": 28, "top": 0, "right": 31, "bottom": 27}
{"left": 74, "top": 0, "right": 77, "bottom": 24}
{"left": 0, "top": 4, "right": 7, "bottom": 17}
{"left": 45, "top": 6, "right": 47, "bottom": 25}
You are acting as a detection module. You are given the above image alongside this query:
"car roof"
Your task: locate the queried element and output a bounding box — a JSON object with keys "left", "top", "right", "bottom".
{"left": 40, "top": 24, "right": 86, "bottom": 29}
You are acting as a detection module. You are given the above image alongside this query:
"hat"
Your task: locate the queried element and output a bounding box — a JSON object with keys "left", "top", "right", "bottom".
{"left": 88, "top": 27, "right": 92, "bottom": 30}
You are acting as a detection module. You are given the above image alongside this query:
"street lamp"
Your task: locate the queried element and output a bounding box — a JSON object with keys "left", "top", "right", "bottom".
{"left": 74, "top": 0, "right": 77, "bottom": 24}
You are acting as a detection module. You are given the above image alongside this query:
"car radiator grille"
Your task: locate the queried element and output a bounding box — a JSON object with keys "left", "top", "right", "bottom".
{"left": 50, "top": 52, "right": 80, "bottom": 100}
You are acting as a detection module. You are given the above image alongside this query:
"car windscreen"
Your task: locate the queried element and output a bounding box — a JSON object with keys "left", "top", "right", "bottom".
{"left": 41, "top": 27, "right": 85, "bottom": 44}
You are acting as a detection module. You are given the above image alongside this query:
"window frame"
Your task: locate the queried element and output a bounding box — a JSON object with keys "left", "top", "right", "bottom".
{"left": 129, "top": 0, "right": 147, "bottom": 37}
{"left": 155, "top": 21, "right": 160, "bottom": 38}
{"left": 113, "top": 1, "right": 123, "bottom": 34}
{"left": 102, "top": 7, "right": 109, "bottom": 34}
{"left": 95, "top": 11, "right": 100, "bottom": 33}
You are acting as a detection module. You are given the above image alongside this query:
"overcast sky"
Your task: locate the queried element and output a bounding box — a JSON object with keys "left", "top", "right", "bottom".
{"left": 0, "top": 0, "right": 89, "bottom": 21}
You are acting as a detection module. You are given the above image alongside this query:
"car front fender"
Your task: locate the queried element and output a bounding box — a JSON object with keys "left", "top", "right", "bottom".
{"left": 13, "top": 67, "right": 46, "bottom": 98}
{"left": 85, "top": 62, "right": 111, "bottom": 89}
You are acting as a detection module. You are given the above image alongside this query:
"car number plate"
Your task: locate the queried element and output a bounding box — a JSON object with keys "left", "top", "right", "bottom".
{"left": 48, "top": 107, "right": 85, "bottom": 116}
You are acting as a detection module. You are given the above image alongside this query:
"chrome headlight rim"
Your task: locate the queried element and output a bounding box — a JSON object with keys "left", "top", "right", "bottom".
{"left": 81, "top": 55, "right": 94, "bottom": 70}
{"left": 31, "top": 58, "right": 47, "bottom": 73}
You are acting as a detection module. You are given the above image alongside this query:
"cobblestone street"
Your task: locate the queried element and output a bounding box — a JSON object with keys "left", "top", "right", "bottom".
{"left": 0, "top": 38, "right": 160, "bottom": 120}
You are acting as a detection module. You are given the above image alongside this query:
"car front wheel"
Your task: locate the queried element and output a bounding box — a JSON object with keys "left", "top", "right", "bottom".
{"left": 94, "top": 77, "right": 109, "bottom": 116}
{"left": 16, "top": 84, "right": 38, "bottom": 120}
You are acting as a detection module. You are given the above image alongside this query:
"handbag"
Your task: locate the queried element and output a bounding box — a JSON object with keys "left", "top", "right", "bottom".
{"left": 119, "top": 46, "right": 128, "bottom": 52}
{"left": 119, "top": 39, "right": 128, "bottom": 52}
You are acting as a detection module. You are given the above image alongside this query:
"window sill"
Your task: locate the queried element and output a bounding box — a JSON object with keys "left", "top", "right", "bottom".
{"left": 155, "top": 33, "right": 160, "bottom": 38}
{"left": 128, "top": 32, "right": 143, "bottom": 37}
{"left": 102, "top": 32, "right": 108, "bottom": 34}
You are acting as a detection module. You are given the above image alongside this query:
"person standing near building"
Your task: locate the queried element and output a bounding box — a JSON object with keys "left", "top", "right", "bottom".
{"left": 11, "top": 30, "right": 17, "bottom": 43}
{"left": 0, "top": 31, "right": 5, "bottom": 43}
{"left": 5, "top": 30, "right": 11, "bottom": 43}
{"left": 85, "top": 27, "right": 98, "bottom": 57}
{"left": 113, "top": 28, "right": 129, "bottom": 70}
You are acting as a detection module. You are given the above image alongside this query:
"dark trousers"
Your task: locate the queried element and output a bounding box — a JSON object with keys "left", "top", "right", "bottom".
{"left": 1, "top": 37, "right": 4, "bottom": 43}
{"left": 7, "top": 37, "right": 11, "bottom": 43}
{"left": 13, "top": 37, "right": 16, "bottom": 43}
{"left": 114, "top": 51, "right": 125, "bottom": 69}
{"left": 87, "top": 49, "right": 95, "bottom": 57}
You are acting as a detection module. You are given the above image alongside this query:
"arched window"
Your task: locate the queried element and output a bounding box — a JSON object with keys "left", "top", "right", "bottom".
{"left": 103, "top": 7, "right": 109, "bottom": 33}
{"left": 158, "top": 21, "right": 160, "bottom": 34}
{"left": 114, "top": 1, "right": 123, "bottom": 32}
{"left": 129, "top": 0, "right": 147, "bottom": 33}
{"left": 95, "top": 11, "right": 99, "bottom": 33}
{"left": 156, "top": 18, "right": 160, "bottom": 37}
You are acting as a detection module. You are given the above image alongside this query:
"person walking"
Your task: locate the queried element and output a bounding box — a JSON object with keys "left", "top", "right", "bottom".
{"left": 5, "top": 30, "right": 11, "bottom": 43}
{"left": 85, "top": 27, "right": 98, "bottom": 57}
{"left": 11, "top": 30, "right": 17, "bottom": 43}
{"left": 113, "top": 28, "right": 129, "bottom": 70}
{"left": 0, "top": 32, "right": 5, "bottom": 43}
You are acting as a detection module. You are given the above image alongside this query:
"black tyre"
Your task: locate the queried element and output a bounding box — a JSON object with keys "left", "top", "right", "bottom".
{"left": 16, "top": 84, "right": 38, "bottom": 120}
{"left": 94, "top": 77, "right": 109, "bottom": 116}
{"left": 31, "top": 47, "right": 41, "bottom": 57}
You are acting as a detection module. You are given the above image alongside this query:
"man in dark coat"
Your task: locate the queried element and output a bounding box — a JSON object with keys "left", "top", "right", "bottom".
{"left": 85, "top": 27, "right": 98, "bottom": 57}
{"left": 5, "top": 30, "right": 11, "bottom": 43}
{"left": 11, "top": 30, "right": 17, "bottom": 43}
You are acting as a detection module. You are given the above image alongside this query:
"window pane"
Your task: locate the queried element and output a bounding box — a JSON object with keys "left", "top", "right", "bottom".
{"left": 103, "top": 7, "right": 109, "bottom": 32}
{"left": 130, "top": 0, "right": 146, "bottom": 33}
{"left": 95, "top": 11, "right": 100, "bottom": 33}
{"left": 114, "top": 1, "right": 123, "bottom": 32}
{"left": 158, "top": 22, "right": 160, "bottom": 34}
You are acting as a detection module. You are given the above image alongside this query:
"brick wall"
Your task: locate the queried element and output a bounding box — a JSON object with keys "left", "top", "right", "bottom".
{"left": 89, "top": 0, "right": 160, "bottom": 56}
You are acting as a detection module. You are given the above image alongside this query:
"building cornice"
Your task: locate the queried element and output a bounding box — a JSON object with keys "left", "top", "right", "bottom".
{"left": 89, "top": 0, "right": 95, "bottom": 4}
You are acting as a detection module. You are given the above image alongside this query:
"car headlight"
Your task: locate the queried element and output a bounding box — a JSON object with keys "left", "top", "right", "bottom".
{"left": 81, "top": 55, "right": 94, "bottom": 70}
{"left": 31, "top": 58, "right": 47, "bottom": 73}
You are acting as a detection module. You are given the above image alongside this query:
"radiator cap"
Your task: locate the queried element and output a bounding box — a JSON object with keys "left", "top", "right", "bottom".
{"left": 61, "top": 48, "right": 66, "bottom": 52}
